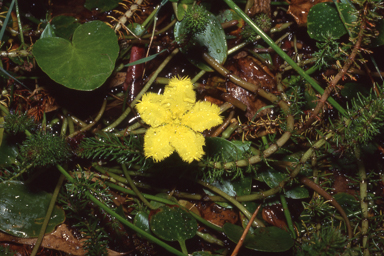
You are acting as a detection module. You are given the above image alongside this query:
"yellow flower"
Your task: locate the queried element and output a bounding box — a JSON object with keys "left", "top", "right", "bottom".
{"left": 136, "top": 76, "right": 223, "bottom": 163}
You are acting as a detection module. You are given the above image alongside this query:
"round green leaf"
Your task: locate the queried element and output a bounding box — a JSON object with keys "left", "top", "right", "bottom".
{"left": 0, "top": 181, "right": 65, "bottom": 238}
{"left": 33, "top": 20, "right": 119, "bottom": 91}
{"left": 307, "top": 3, "right": 348, "bottom": 41}
{"left": 174, "top": 9, "right": 227, "bottom": 71}
{"left": 223, "top": 223, "right": 294, "bottom": 252}
{"left": 149, "top": 205, "right": 197, "bottom": 242}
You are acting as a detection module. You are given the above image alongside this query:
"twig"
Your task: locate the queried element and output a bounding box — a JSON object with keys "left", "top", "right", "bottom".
{"left": 231, "top": 205, "right": 262, "bottom": 256}
{"left": 301, "top": 18, "right": 366, "bottom": 131}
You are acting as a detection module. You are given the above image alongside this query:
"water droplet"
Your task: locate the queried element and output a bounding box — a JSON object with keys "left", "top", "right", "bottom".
{"left": 216, "top": 49, "right": 221, "bottom": 53}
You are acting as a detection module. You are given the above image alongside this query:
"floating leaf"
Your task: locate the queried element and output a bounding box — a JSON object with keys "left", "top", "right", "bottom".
{"left": 33, "top": 20, "right": 119, "bottom": 91}
{"left": 0, "top": 181, "right": 65, "bottom": 238}
{"left": 149, "top": 205, "right": 197, "bottom": 242}
{"left": 174, "top": 9, "right": 227, "bottom": 71}
{"left": 307, "top": 3, "right": 356, "bottom": 41}
{"left": 84, "top": 0, "right": 121, "bottom": 12}
{"left": 223, "top": 223, "right": 294, "bottom": 252}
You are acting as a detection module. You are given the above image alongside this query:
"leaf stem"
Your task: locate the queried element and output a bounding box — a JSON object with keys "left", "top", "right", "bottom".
{"left": 122, "top": 164, "right": 155, "bottom": 210}
{"left": 30, "top": 174, "right": 65, "bottom": 256}
{"left": 197, "top": 180, "right": 265, "bottom": 228}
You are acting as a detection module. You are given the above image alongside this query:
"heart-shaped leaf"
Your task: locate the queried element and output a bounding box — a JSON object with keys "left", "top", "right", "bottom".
{"left": 33, "top": 20, "right": 119, "bottom": 91}
{"left": 223, "top": 223, "right": 294, "bottom": 252}
{"left": 0, "top": 181, "right": 65, "bottom": 238}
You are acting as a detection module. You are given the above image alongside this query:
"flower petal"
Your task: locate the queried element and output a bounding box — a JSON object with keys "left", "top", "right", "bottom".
{"left": 144, "top": 125, "right": 175, "bottom": 162}
{"left": 170, "top": 125, "right": 205, "bottom": 163}
{"left": 181, "top": 101, "right": 223, "bottom": 132}
{"left": 163, "top": 76, "right": 196, "bottom": 118}
{"left": 136, "top": 92, "right": 171, "bottom": 127}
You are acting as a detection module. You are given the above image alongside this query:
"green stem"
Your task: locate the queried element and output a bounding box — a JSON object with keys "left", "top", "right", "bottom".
{"left": 103, "top": 48, "right": 180, "bottom": 132}
{"left": 122, "top": 164, "right": 155, "bottom": 210}
{"left": 197, "top": 180, "right": 265, "bottom": 227}
{"left": 87, "top": 191, "right": 187, "bottom": 256}
{"left": 222, "top": 0, "right": 347, "bottom": 117}
{"left": 280, "top": 194, "right": 296, "bottom": 239}
{"left": 178, "top": 240, "right": 188, "bottom": 255}
{"left": 356, "top": 147, "right": 369, "bottom": 255}
{"left": 61, "top": 116, "right": 68, "bottom": 136}
{"left": 55, "top": 165, "right": 186, "bottom": 256}
{"left": 14, "top": 0, "right": 25, "bottom": 47}
{"left": 68, "top": 99, "right": 107, "bottom": 138}
{"left": 30, "top": 174, "right": 65, "bottom": 256}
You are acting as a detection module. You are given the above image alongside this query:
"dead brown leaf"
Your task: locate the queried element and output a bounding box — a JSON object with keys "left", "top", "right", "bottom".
{"left": 224, "top": 51, "right": 276, "bottom": 120}
{"left": 0, "top": 224, "right": 127, "bottom": 255}
{"left": 287, "top": 0, "right": 332, "bottom": 25}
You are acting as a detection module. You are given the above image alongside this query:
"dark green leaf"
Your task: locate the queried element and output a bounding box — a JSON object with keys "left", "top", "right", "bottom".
{"left": 149, "top": 205, "right": 197, "bottom": 242}
{"left": 134, "top": 211, "right": 151, "bottom": 237}
{"left": 51, "top": 15, "right": 80, "bottom": 40}
{"left": 174, "top": 9, "right": 227, "bottom": 71}
{"left": 33, "top": 21, "right": 119, "bottom": 91}
{"left": 284, "top": 186, "right": 310, "bottom": 199}
{"left": 307, "top": 3, "right": 356, "bottom": 41}
{"left": 259, "top": 168, "right": 287, "bottom": 188}
{"left": 223, "top": 223, "right": 294, "bottom": 252}
{"left": 0, "top": 181, "right": 65, "bottom": 238}
{"left": 40, "top": 23, "right": 56, "bottom": 39}
{"left": 205, "top": 137, "right": 251, "bottom": 162}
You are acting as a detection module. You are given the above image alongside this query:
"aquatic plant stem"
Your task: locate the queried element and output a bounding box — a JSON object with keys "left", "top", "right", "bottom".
{"left": 15, "top": 0, "right": 25, "bottom": 47}
{"left": 198, "top": 180, "right": 265, "bottom": 227}
{"left": 30, "top": 174, "right": 65, "bottom": 256}
{"left": 55, "top": 164, "right": 187, "bottom": 256}
{"left": 222, "top": 0, "right": 347, "bottom": 117}
{"left": 68, "top": 99, "right": 107, "bottom": 138}
{"left": 280, "top": 194, "right": 296, "bottom": 239}
{"left": 103, "top": 48, "right": 179, "bottom": 132}
{"left": 122, "top": 164, "right": 155, "bottom": 210}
